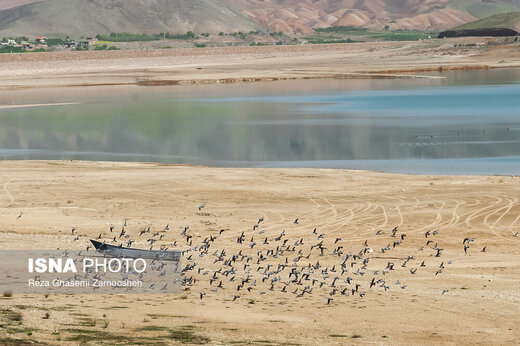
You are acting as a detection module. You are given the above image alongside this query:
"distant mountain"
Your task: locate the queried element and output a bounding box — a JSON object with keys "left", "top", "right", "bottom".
{"left": 224, "top": 0, "right": 520, "bottom": 33}
{"left": 0, "top": 0, "right": 262, "bottom": 36}
{"left": 1, "top": 0, "right": 520, "bottom": 36}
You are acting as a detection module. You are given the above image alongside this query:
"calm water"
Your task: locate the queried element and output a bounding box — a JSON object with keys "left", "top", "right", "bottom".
{"left": 1, "top": 68, "right": 520, "bottom": 175}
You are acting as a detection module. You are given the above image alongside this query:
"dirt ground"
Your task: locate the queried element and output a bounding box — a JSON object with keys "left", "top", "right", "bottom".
{"left": 0, "top": 37, "right": 519, "bottom": 90}
{"left": 0, "top": 160, "right": 519, "bottom": 345}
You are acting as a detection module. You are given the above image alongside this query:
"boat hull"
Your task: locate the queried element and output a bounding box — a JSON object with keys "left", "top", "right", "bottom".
{"left": 90, "top": 240, "right": 181, "bottom": 262}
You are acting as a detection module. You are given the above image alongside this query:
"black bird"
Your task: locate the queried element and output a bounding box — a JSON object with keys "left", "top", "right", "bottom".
{"left": 293, "top": 218, "right": 299, "bottom": 224}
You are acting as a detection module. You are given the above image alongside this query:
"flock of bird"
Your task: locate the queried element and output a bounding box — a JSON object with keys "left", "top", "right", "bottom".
{"left": 45, "top": 201, "right": 508, "bottom": 304}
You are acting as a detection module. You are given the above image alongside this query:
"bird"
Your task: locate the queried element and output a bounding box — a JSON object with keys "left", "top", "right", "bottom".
{"left": 463, "top": 237, "right": 474, "bottom": 244}
{"left": 442, "top": 289, "right": 449, "bottom": 295}
{"left": 481, "top": 246, "right": 487, "bottom": 253}
{"left": 293, "top": 218, "right": 299, "bottom": 224}
{"left": 17, "top": 212, "right": 23, "bottom": 220}
{"left": 198, "top": 204, "right": 205, "bottom": 211}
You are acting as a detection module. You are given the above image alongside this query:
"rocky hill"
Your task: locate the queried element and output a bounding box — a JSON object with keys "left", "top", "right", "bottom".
{"left": 0, "top": 0, "right": 262, "bottom": 36}
{"left": 453, "top": 11, "right": 520, "bottom": 31}
{"left": 224, "top": 0, "right": 520, "bottom": 33}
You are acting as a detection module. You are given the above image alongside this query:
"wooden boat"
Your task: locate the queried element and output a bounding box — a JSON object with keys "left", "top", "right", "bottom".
{"left": 90, "top": 240, "right": 181, "bottom": 262}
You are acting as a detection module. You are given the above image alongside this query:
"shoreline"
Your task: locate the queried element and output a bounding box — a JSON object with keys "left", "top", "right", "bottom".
{"left": 0, "top": 158, "right": 514, "bottom": 178}
{"left": 1, "top": 38, "right": 519, "bottom": 90}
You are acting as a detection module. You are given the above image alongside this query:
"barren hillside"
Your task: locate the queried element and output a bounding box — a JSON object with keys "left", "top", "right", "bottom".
{"left": 225, "top": 0, "right": 520, "bottom": 33}
{"left": 1, "top": 0, "right": 520, "bottom": 36}
{"left": 0, "top": 0, "right": 262, "bottom": 36}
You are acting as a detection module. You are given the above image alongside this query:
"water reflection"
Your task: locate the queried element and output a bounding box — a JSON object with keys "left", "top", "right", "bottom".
{"left": 0, "top": 68, "right": 519, "bottom": 174}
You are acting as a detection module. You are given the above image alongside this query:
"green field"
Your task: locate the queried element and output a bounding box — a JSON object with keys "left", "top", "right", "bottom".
{"left": 311, "top": 26, "right": 435, "bottom": 42}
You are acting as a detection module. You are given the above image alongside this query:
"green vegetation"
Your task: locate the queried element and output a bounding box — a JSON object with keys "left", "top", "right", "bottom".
{"left": 315, "top": 26, "right": 369, "bottom": 33}
{"left": 96, "top": 32, "right": 160, "bottom": 42}
{"left": 313, "top": 26, "right": 434, "bottom": 41}
{"left": 95, "top": 31, "right": 198, "bottom": 42}
{"left": 1, "top": 36, "right": 28, "bottom": 42}
{"left": 305, "top": 37, "right": 359, "bottom": 44}
{"left": 167, "top": 326, "right": 210, "bottom": 344}
{"left": 134, "top": 325, "right": 209, "bottom": 344}
{"left": 371, "top": 30, "right": 433, "bottom": 41}
{"left": 0, "top": 46, "right": 47, "bottom": 53}
{"left": 94, "top": 44, "right": 120, "bottom": 50}
{"left": 46, "top": 38, "right": 66, "bottom": 46}
{"left": 165, "top": 31, "right": 197, "bottom": 40}
{"left": 231, "top": 31, "right": 246, "bottom": 39}
{"left": 250, "top": 42, "right": 268, "bottom": 46}
{"left": 1, "top": 308, "right": 22, "bottom": 322}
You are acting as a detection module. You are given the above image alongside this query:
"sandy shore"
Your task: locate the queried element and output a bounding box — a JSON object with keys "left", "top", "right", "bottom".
{"left": 1, "top": 37, "right": 520, "bottom": 90}
{"left": 0, "top": 160, "right": 519, "bottom": 344}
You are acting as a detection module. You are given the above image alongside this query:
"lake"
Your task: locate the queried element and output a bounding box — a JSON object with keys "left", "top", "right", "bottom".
{"left": 1, "top": 68, "right": 519, "bottom": 175}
